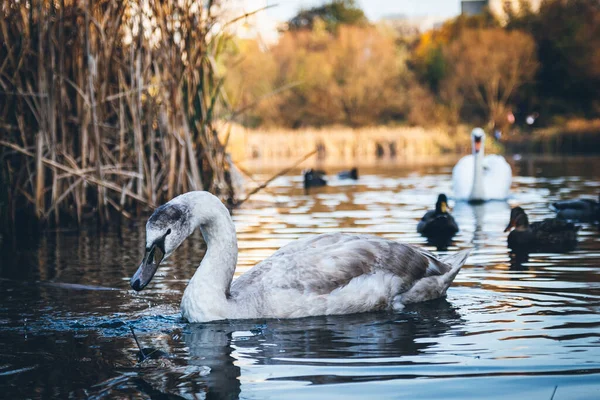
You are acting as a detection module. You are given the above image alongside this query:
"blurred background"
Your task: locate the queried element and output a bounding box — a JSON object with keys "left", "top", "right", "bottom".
{"left": 222, "top": 0, "right": 599, "bottom": 164}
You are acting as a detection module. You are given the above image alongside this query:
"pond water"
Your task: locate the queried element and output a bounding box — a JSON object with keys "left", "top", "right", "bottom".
{"left": 1, "top": 156, "right": 599, "bottom": 399}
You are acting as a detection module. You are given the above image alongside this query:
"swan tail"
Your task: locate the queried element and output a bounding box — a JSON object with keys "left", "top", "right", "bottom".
{"left": 395, "top": 248, "right": 471, "bottom": 306}
{"left": 440, "top": 249, "right": 472, "bottom": 288}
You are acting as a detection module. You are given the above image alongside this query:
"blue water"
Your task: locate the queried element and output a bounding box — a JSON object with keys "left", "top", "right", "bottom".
{"left": 1, "top": 156, "right": 599, "bottom": 399}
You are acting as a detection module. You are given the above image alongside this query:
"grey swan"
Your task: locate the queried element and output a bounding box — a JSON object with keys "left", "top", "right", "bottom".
{"left": 130, "top": 191, "right": 471, "bottom": 322}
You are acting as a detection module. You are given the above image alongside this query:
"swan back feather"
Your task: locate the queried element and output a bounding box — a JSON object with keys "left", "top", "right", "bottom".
{"left": 228, "top": 233, "right": 468, "bottom": 320}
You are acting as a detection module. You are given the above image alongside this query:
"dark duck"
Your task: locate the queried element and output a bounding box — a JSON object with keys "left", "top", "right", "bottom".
{"left": 303, "top": 169, "right": 327, "bottom": 191}
{"left": 551, "top": 194, "right": 599, "bottom": 222}
{"left": 417, "top": 194, "right": 459, "bottom": 242}
{"left": 504, "top": 207, "right": 579, "bottom": 253}
{"left": 337, "top": 167, "right": 358, "bottom": 180}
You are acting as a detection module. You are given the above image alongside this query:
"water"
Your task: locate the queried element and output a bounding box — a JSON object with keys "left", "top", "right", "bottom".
{"left": 1, "top": 156, "right": 599, "bottom": 399}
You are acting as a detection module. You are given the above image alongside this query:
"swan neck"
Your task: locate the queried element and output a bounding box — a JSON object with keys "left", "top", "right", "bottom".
{"left": 471, "top": 148, "right": 485, "bottom": 200}
{"left": 181, "top": 192, "right": 237, "bottom": 321}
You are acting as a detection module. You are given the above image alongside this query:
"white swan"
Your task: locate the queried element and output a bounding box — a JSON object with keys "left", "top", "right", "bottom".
{"left": 130, "top": 191, "right": 471, "bottom": 322}
{"left": 452, "top": 128, "right": 512, "bottom": 202}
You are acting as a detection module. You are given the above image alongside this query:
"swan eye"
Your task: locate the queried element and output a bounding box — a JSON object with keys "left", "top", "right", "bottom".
{"left": 166, "top": 228, "right": 172, "bottom": 235}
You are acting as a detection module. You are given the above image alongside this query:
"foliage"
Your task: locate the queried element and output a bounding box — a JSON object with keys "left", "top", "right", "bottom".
{"left": 223, "top": 0, "right": 599, "bottom": 129}
{"left": 287, "top": 0, "right": 368, "bottom": 33}
{"left": 506, "top": 0, "right": 600, "bottom": 117}
{"left": 225, "top": 24, "right": 407, "bottom": 128}
{"left": 410, "top": 11, "right": 500, "bottom": 93}
{"left": 442, "top": 28, "right": 538, "bottom": 127}
{"left": 222, "top": 39, "right": 279, "bottom": 128}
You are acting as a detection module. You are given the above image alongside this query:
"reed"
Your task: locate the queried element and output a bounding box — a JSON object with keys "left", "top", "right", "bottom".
{"left": 224, "top": 124, "right": 506, "bottom": 168}
{"left": 0, "top": 0, "right": 237, "bottom": 233}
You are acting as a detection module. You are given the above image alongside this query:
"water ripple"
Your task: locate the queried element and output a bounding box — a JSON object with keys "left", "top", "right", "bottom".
{"left": 1, "top": 159, "right": 600, "bottom": 398}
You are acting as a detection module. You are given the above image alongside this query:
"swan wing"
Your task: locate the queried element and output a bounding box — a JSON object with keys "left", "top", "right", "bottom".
{"left": 233, "top": 233, "right": 449, "bottom": 294}
{"left": 482, "top": 155, "right": 512, "bottom": 200}
{"left": 452, "top": 155, "right": 474, "bottom": 200}
{"left": 230, "top": 233, "right": 461, "bottom": 317}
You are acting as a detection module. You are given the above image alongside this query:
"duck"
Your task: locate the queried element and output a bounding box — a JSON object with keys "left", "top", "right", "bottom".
{"left": 551, "top": 194, "right": 599, "bottom": 222}
{"left": 130, "top": 191, "right": 472, "bottom": 323}
{"left": 303, "top": 168, "right": 327, "bottom": 190}
{"left": 337, "top": 167, "right": 358, "bottom": 180}
{"left": 504, "top": 206, "right": 579, "bottom": 253}
{"left": 452, "top": 128, "right": 512, "bottom": 202}
{"left": 417, "top": 194, "right": 459, "bottom": 239}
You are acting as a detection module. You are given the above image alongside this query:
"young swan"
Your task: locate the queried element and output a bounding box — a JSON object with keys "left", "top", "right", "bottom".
{"left": 130, "top": 191, "right": 471, "bottom": 322}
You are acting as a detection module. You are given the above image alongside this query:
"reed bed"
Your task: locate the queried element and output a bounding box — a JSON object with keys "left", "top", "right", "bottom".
{"left": 0, "top": 0, "right": 237, "bottom": 233}
{"left": 224, "top": 124, "right": 507, "bottom": 168}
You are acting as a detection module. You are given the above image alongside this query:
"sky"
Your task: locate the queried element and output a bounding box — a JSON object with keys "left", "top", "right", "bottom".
{"left": 264, "top": 0, "right": 462, "bottom": 22}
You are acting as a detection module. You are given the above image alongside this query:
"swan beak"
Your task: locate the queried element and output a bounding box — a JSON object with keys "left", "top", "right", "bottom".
{"left": 130, "top": 244, "right": 164, "bottom": 291}
{"left": 474, "top": 138, "right": 482, "bottom": 153}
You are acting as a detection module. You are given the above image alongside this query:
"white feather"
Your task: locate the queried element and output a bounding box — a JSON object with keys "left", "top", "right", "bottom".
{"left": 452, "top": 129, "right": 512, "bottom": 201}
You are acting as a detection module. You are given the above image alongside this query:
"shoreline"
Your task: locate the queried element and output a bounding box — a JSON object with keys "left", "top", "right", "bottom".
{"left": 239, "top": 153, "right": 600, "bottom": 173}
{"left": 224, "top": 123, "right": 600, "bottom": 170}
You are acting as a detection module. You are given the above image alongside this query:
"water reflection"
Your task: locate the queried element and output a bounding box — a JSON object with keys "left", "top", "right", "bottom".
{"left": 1, "top": 157, "right": 600, "bottom": 399}
{"left": 424, "top": 235, "right": 454, "bottom": 251}
{"left": 185, "top": 325, "right": 242, "bottom": 399}
{"left": 452, "top": 201, "right": 511, "bottom": 249}
{"left": 509, "top": 251, "right": 530, "bottom": 271}
{"left": 182, "top": 300, "right": 462, "bottom": 398}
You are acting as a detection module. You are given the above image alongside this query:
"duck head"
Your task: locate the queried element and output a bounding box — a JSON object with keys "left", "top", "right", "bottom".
{"left": 435, "top": 194, "right": 450, "bottom": 214}
{"left": 131, "top": 202, "right": 193, "bottom": 291}
{"left": 471, "top": 128, "right": 485, "bottom": 155}
{"left": 303, "top": 168, "right": 327, "bottom": 190}
{"left": 504, "top": 207, "right": 529, "bottom": 232}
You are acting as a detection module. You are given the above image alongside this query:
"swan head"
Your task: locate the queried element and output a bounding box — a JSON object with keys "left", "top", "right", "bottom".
{"left": 504, "top": 207, "right": 529, "bottom": 232}
{"left": 130, "top": 202, "right": 193, "bottom": 291}
{"left": 471, "top": 128, "right": 485, "bottom": 154}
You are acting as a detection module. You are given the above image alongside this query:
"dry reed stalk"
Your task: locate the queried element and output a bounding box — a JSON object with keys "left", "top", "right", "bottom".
{"left": 237, "top": 149, "right": 318, "bottom": 205}
{"left": 35, "top": 134, "right": 45, "bottom": 218}
{"left": 167, "top": 135, "right": 177, "bottom": 200}
{"left": 183, "top": 118, "right": 203, "bottom": 191}
{"left": 85, "top": 0, "right": 105, "bottom": 224}
{"left": 0, "top": 0, "right": 239, "bottom": 232}
{"left": 0, "top": 140, "right": 153, "bottom": 207}
{"left": 118, "top": 76, "right": 126, "bottom": 167}
{"left": 132, "top": 27, "right": 145, "bottom": 200}
{"left": 42, "top": 177, "right": 84, "bottom": 220}
{"left": 147, "top": 97, "right": 156, "bottom": 205}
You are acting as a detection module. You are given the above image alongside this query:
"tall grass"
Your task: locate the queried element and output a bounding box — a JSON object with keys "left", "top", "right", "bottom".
{"left": 0, "top": 0, "right": 236, "bottom": 233}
